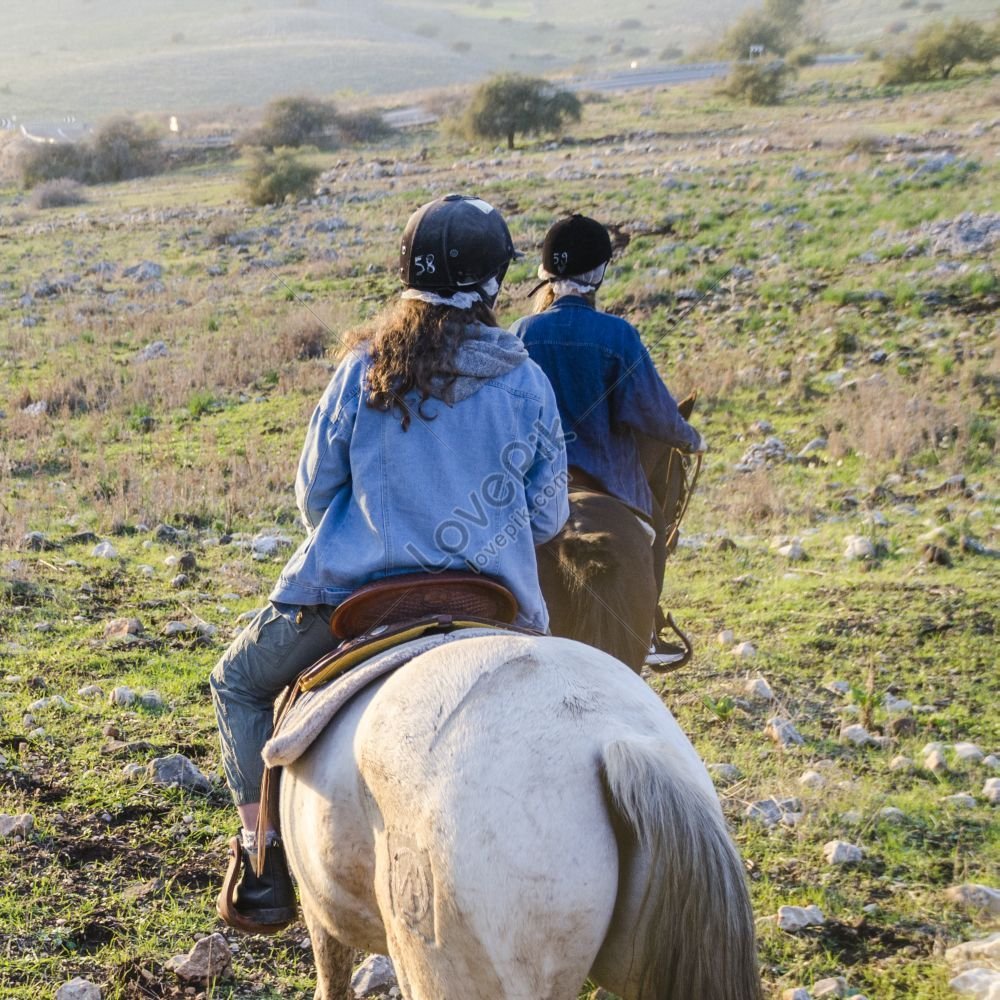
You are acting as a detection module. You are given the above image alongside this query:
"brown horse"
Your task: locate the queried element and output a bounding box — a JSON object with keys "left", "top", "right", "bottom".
{"left": 537, "top": 396, "right": 699, "bottom": 673}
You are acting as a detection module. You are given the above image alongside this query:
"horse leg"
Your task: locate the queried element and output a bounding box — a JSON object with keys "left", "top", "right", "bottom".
{"left": 301, "top": 894, "right": 353, "bottom": 1000}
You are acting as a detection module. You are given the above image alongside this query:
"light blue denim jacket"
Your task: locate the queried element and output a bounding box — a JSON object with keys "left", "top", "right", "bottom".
{"left": 270, "top": 336, "right": 569, "bottom": 631}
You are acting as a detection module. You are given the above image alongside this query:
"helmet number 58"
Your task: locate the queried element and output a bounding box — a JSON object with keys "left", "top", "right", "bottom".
{"left": 414, "top": 254, "right": 436, "bottom": 276}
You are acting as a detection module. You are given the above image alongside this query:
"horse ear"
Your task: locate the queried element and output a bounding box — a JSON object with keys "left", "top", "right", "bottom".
{"left": 678, "top": 391, "right": 698, "bottom": 420}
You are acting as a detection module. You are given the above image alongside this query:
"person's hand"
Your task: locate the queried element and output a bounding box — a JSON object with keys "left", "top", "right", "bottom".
{"left": 691, "top": 430, "right": 708, "bottom": 454}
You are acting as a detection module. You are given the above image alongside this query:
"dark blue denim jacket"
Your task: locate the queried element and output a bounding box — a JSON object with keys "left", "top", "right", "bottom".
{"left": 512, "top": 296, "right": 698, "bottom": 518}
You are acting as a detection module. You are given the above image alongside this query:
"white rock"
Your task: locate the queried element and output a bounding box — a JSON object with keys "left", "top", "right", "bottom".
{"left": 138, "top": 564, "right": 155, "bottom": 577}
{"left": 109, "top": 685, "right": 136, "bottom": 706}
{"left": 122, "top": 763, "right": 144, "bottom": 779}
{"left": 840, "top": 723, "right": 873, "bottom": 746}
{"left": 746, "top": 797, "right": 801, "bottom": 827}
{"left": 878, "top": 807, "right": 906, "bottom": 824}
{"left": 148, "top": 754, "right": 212, "bottom": 793}
{"left": 883, "top": 694, "right": 912, "bottom": 714}
{"left": 799, "top": 769, "right": 826, "bottom": 789}
{"left": 942, "top": 793, "right": 977, "bottom": 808}
{"left": 925, "top": 748, "right": 949, "bottom": 773}
{"left": 139, "top": 691, "right": 165, "bottom": 710}
{"left": 251, "top": 534, "right": 293, "bottom": 559}
{"left": 946, "top": 884, "right": 1000, "bottom": 916}
{"left": 823, "top": 840, "right": 864, "bottom": 865}
{"left": 717, "top": 629, "right": 735, "bottom": 647}
{"left": 0, "top": 813, "right": 34, "bottom": 839}
{"left": 984, "top": 778, "right": 1000, "bottom": 805}
{"left": 984, "top": 755, "right": 1000, "bottom": 771}
{"left": 844, "top": 535, "right": 875, "bottom": 560}
{"left": 812, "top": 976, "right": 848, "bottom": 997}
{"left": 889, "top": 755, "right": 914, "bottom": 772}
{"left": 707, "top": 763, "right": 742, "bottom": 786}
{"left": 777, "top": 542, "right": 806, "bottom": 561}
{"left": 77, "top": 684, "right": 104, "bottom": 698}
{"left": 946, "top": 931, "right": 1000, "bottom": 969}
{"left": 922, "top": 740, "right": 946, "bottom": 756}
{"left": 949, "top": 967, "right": 1000, "bottom": 997}
{"left": 91, "top": 541, "right": 118, "bottom": 559}
{"left": 954, "top": 742, "right": 985, "bottom": 763}
{"left": 767, "top": 717, "right": 805, "bottom": 747}
{"left": 777, "top": 904, "right": 826, "bottom": 931}
{"left": 165, "top": 932, "right": 233, "bottom": 982}
{"left": 824, "top": 679, "right": 851, "bottom": 696}
{"left": 746, "top": 676, "right": 775, "bottom": 701}
{"left": 781, "top": 989, "right": 812, "bottom": 1000}
{"left": 352, "top": 953, "right": 398, "bottom": 996}
{"left": 732, "top": 641, "right": 756, "bottom": 659}
{"left": 55, "top": 978, "right": 102, "bottom": 1000}
{"left": 29, "top": 695, "right": 71, "bottom": 712}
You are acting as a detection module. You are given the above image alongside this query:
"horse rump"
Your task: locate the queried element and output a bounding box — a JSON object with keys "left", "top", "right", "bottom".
{"left": 594, "top": 739, "right": 761, "bottom": 1000}
{"left": 537, "top": 494, "right": 656, "bottom": 672}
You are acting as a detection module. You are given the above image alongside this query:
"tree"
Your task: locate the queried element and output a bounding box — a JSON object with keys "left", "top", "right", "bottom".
{"left": 243, "top": 96, "right": 340, "bottom": 151}
{"left": 881, "top": 17, "right": 999, "bottom": 83}
{"left": 462, "top": 74, "right": 581, "bottom": 150}
{"left": 719, "top": 0, "right": 814, "bottom": 58}
{"left": 720, "top": 60, "right": 795, "bottom": 104}
{"left": 243, "top": 147, "right": 321, "bottom": 206}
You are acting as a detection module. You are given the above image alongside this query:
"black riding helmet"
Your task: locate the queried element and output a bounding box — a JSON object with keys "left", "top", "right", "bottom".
{"left": 399, "top": 194, "right": 518, "bottom": 292}
{"left": 540, "top": 214, "right": 612, "bottom": 278}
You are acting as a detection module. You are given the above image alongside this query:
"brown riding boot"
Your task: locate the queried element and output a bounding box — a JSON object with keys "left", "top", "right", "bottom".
{"left": 217, "top": 835, "right": 297, "bottom": 934}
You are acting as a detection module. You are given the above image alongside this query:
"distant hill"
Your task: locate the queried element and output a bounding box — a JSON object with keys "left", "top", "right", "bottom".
{"left": 0, "top": 0, "right": 996, "bottom": 123}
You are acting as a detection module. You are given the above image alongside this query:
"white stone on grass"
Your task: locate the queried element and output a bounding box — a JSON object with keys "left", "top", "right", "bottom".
{"left": 746, "top": 797, "right": 801, "bottom": 827}
{"left": 104, "top": 617, "right": 144, "bottom": 640}
{"left": 924, "top": 748, "right": 949, "bottom": 774}
{"left": 147, "top": 754, "right": 212, "bottom": 793}
{"left": 984, "top": 778, "right": 1000, "bottom": 805}
{"left": 799, "top": 769, "right": 827, "bottom": 789}
{"left": 889, "top": 755, "right": 914, "bottom": 772}
{"left": 91, "top": 541, "right": 118, "bottom": 559}
{"left": 777, "top": 904, "right": 826, "bottom": 932}
{"left": 812, "top": 976, "right": 848, "bottom": 997}
{"left": 954, "top": 742, "right": 985, "bottom": 764}
{"left": 984, "top": 755, "right": 1000, "bottom": 771}
{"left": 766, "top": 717, "right": 805, "bottom": 747}
{"left": 781, "top": 989, "right": 812, "bottom": 1000}
{"left": 732, "top": 641, "right": 756, "bottom": 659}
{"left": 942, "top": 793, "right": 977, "bottom": 809}
{"left": 55, "top": 978, "right": 102, "bottom": 1000}
{"left": 946, "top": 884, "right": 1000, "bottom": 917}
{"left": 717, "top": 629, "right": 735, "bottom": 647}
{"left": 744, "top": 675, "right": 774, "bottom": 701}
{"left": 707, "top": 763, "right": 742, "bottom": 786}
{"left": 840, "top": 723, "right": 874, "bottom": 746}
{"left": 883, "top": 694, "right": 912, "bottom": 714}
{"left": 777, "top": 542, "right": 806, "bottom": 561}
{"left": 823, "top": 840, "right": 863, "bottom": 865}
{"left": 824, "top": 679, "right": 851, "bottom": 696}
{"left": 109, "top": 686, "right": 136, "bottom": 706}
{"left": 77, "top": 684, "right": 104, "bottom": 698}
{"left": 878, "top": 807, "right": 907, "bottom": 824}
{"left": 0, "top": 813, "right": 34, "bottom": 839}
{"left": 949, "top": 967, "right": 1000, "bottom": 998}
{"left": 352, "top": 954, "right": 398, "bottom": 997}
{"left": 844, "top": 535, "right": 875, "bottom": 560}
{"left": 165, "top": 932, "right": 232, "bottom": 983}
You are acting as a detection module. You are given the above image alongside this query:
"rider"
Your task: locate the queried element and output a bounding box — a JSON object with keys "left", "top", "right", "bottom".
{"left": 211, "top": 194, "right": 569, "bottom": 933}
{"left": 511, "top": 213, "right": 704, "bottom": 667}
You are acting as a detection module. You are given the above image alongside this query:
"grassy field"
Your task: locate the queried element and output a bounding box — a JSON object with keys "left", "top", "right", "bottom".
{"left": 1, "top": 0, "right": 998, "bottom": 119}
{"left": 1, "top": 61, "right": 998, "bottom": 998}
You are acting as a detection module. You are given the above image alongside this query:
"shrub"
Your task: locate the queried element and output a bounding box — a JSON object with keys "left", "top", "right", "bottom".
{"left": 18, "top": 142, "right": 89, "bottom": 187}
{"left": 243, "top": 146, "right": 321, "bottom": 206}
{"left": 88, "top": 117, "right": 164, "bottom": 182}
{"left": 28, "top": 178, "right": 88, "bottom": 209}
{"left": 881, "top": 18, "right": 999, "bottom": 83}
{"left": 336, "top": 109, "right": 395, "bottom": 144}
{"left": 461, "top": 74, "right": 582, "bottom": 150}
{"left": 787, "top": 44, "right": 819, "bottom": 67}
{"left": 243, "top": 96, "right": 340, "bottom": 151}
{"left": 720, "top": 60, "right": 795, "bottom": 104}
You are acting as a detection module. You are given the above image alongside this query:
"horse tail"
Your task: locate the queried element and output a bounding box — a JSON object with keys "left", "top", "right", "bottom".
{"left": 600, "top": 739, "right": 761, "bottom": 1000}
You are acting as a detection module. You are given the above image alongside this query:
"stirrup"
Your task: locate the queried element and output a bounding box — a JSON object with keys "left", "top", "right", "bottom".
{"left": 645, "top": 614, "right": 694, "bottom": 673}
{"left": 217, "top": 836, "right": 295, "bottom": 935}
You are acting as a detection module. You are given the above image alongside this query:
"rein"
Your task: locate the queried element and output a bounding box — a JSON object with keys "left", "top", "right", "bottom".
{"left": 664, "top": 449, "right": 702, "bottom": 550}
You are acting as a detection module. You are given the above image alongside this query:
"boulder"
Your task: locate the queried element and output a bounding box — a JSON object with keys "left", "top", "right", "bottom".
{"left": 352, "top": 954, "right": 398, "bottom": 997}
{"left": 0, "top": 813, "right": 34, "bottom": 839}
{"left": 147, "top": 754, "right": 212, "bottom": 793}
{"left": 823, "top": 841, "right": 863, "bottom": 865}
{"left": 777, "top": 904, "right": 826, "bottom": 932}
{"left": 55, "top": 978, "right": 102, "bottom": 1000}
{"left": 946, "top": 884, "right": 1000, "bottom": 917}
{"left": 165, "top": 932, "right": 232, "bottom": 983}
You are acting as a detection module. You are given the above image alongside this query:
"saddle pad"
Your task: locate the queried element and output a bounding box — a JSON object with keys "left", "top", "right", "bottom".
{"left": 262, "top": 628, "right": 510, "bottom": 768}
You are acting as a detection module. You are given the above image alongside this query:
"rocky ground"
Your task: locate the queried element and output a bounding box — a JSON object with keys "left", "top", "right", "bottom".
{"left": 1, "top": 66, "right": 998, "bottom": 999}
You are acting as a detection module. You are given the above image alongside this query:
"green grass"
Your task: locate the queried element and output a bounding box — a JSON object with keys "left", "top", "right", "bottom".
{"left": 1, "top": 67, "right": 998, "bottom": 999}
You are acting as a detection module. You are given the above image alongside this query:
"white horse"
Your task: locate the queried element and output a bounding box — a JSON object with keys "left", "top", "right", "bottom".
{"left": 280, "top": 633, "right": 761, "bottom": 1000}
